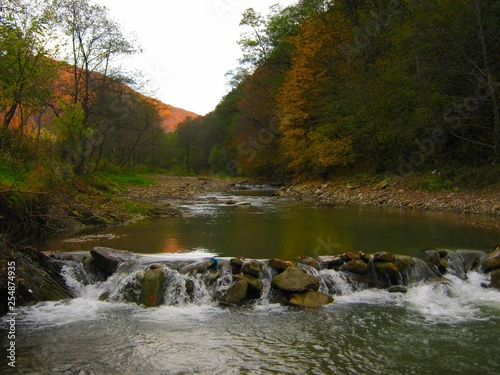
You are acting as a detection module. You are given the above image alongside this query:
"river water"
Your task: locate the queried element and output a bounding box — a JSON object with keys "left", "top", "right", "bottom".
{"left": 2, "top": 187, "right": 500, "bottom": 374}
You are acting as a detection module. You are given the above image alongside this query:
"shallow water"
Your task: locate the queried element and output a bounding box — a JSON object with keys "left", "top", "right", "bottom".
{"left": 2, "top": 270, "right": 500, "bottom": 375}
{"left": 37, "top": 188, "right": 499, "bottom": 258}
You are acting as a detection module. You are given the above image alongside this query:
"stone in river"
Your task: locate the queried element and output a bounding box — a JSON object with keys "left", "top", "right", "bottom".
{"left": 456, "top": 250, "right": 486, "bottom": 272}
{"left": 288, "top": 291, "right": 334, "bottom": 307}
{"left": 272, "top": 267, "right": 320, "bottom": 292}
{"left": 233, "top": 274, "right": 263, "bottom": 298}
{"left": 268, "top": 258, "right": 292, "bottom": 271}
{"left": 219, "top": 280, "right": 249, "bottom": 305}
{"left": 242, "top": 260, "right": 262, "bottom": 278}
{"left": 341, "top": 260, "right": 370, "bottom": 275}
{"left": 138, "top": 267, "right": 165, "bottom": 308}
{"left": 481, "top": 247, "right": 500, "bottom": 273}
{"left": 373, "top": 251, "right": 395, "bottom": 263}
{"left": 374, "top": 261, "right": 401, "bottom": 285}
{"left": 90, "top": 247, "right": 135, "bottom": 277}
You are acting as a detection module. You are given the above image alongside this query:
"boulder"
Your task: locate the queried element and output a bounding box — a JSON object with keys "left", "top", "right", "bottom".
{"left": 242, "top": 260, "right": 262, "bottom": 278}
{"left": 373, "top": 179, "right": 389, "bottom": 190}
{"left": 138, "top": 267, "right": 165, "bottom": 307}
{"left": 393, "top": 255, "right": 416, "bottom": 272}
{"left": 373, "top": 252, "right": 395, "bottom": 263}
{"left": 442, "top": 250, "right": 467, "bottom": 279}
{"left": 456, "top": 250, "right": 486, "bottom": 272}
{"left": 489, "top": 269, "right": 500, "bottom": 289}
{"left": 233, "top": 274, "right": 263, "bottom": 298}
{"left": 268, "top": 258, "right": 292, "bottom": 271}
{"left": 272, "top": 267, "right": 320, "bottom": 292}
{"left": 12, "top": 248, "right": 74, "bottom": 307}
{"left": 288, "top": 291, "right": 334, "bottom": 308}
{"left": 90, "top": 247, "right": 135, "bottom": 276}
{"left": 180, "top": 259, "right": 215, "bottom": 274}
{"left": 318, "top": 256, "right": 343, "bottom": 269}
{"left": 374, "top": 261, "right": 401, "bottom": 285}
{"left": 481, "top": 248, "right": 500, "bottom": 273}
{"left": 230, "top": 257, "right": 245, "bottom": 273}
{"left": 220, "top": 280, "right": 248, "bottom": 305}
{"left": 388, "top": 285, "right": 408, "bottom": 293}
{"left": 341, "top": 260, "right": 370, "bottom": 275}
{"left": 298, "top": 256, "right": 320, "bottom": 270}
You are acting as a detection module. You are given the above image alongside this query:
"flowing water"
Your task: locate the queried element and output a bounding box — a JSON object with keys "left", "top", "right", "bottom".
{"left": 2, "top": 187, "right": 500, "bottom": 374}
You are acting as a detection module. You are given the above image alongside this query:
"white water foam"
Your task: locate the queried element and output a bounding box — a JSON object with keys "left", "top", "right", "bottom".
{"left": 335, "top": 271, "right": 500, "bottom": 324}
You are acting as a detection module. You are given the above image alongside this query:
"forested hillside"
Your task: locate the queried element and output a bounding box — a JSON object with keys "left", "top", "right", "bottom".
{"left": 0, "top": 0, "right": 195, "bottom": 182}
{"left": 175, "top": 0, "right": 500, "bottom": 182}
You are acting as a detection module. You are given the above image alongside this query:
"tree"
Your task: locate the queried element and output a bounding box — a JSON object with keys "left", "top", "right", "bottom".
{"left": 0, "top": 0, "right": 57, "bottom": 140}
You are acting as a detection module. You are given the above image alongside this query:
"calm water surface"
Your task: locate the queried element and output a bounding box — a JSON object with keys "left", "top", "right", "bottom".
{"left": 3, "top": 188, "right": 499, "bottom": 374}
{"left": 38, "top": 188, "right": 499, "bottom": 258}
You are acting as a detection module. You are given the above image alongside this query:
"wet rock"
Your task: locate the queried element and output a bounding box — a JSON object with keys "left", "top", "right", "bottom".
{"left": 268, "top": 258, "right": 292, "bottom": 271}
{"left": 233, "top": 274, "right": 263, "bottom": 298}
{"left": 299, "top": 256, "right": 320, "bottom": 270}
{"left": 230, "top": 257, "right": 245, "bottom": 273}
{"left": 388, "top": 285, "right": 408, "bottom": 293}
{"left": 481, "top": 247, "right": 500, "bottom": 273}
{"left": 456, "top": 250, "right": 486, "bottom": 272}
{"left": 90, "top": 247, "right": 135, "bottom": 277}
{"left": 138, "top": 267, "right": 165, "bottom": 307}
{"left": 205, "top": 270, "right": 222, "bottom": 284}
{"left": 341, "top": 260, "right": 370, "bottom": 275}
{"left": 272, "top": 267, "right": 320, "bottom": 292}
{"left": 220, "top": 280, "right": 248, "bottom": 305}
{"left": 342, "top": 252, "right": 362, "bottom": 262}
{"left": 225, "top": 199, "right": 237, "bottom": 205}
{"left": 242, "top": 260, "right": 262, "bottom": 278}
{"left": 424, "top": 250, "right": 441, "bottom": 266}
{"left": 180, "top": 259, "right": 215, "bottom": 274}
{"left": 442, "top": 250, "right": 467, "bottom": 279}
{"left": 489, "top": 269, "right": 500, "bottom": 289}
{"left": 288, "top": 291, "right": 334, "bottom": 308}
{"left": 318, "top": 256, "right": 343, "bottom": 269}
{"left": 373, "top": 252, "right": 395, "bottom": 263}
{"left": 13, "top": 248, "right": 74, "bottom": 306}
{"left": 374, "top": 262, "right": 401, "bottom": 285}
{"left": 393, "top": 255, "right": 416, "bottom": 272}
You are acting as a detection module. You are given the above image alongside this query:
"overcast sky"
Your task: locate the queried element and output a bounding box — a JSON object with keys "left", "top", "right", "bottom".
{"left": 100, "top": 0, "right": 297, "bottom": 115}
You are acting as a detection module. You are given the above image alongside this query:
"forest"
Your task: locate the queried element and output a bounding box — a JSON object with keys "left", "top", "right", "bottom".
{"left": 1, "top": 0, "right": 500, "bottom": 190}
{"left": 176, "top": 0, "right": 500, "bottom": 183}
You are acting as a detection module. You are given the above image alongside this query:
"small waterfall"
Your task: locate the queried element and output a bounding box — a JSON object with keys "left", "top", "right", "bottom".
{"left": 54, "top": 248, "right": 498, "bottom": 310}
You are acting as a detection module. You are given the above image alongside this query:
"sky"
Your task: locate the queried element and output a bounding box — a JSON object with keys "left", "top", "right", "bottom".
{"left": 100, "top": 0, "right": 298, "bottom": 115}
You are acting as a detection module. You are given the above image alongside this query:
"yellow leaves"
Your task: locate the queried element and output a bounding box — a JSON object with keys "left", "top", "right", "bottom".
{"left": 310, "top": 134, "right": 355, "bottom": 169}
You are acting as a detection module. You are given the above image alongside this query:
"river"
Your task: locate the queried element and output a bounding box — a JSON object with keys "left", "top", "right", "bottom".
{"left": 2, "top": 187, "right": 500, "bottom": 374}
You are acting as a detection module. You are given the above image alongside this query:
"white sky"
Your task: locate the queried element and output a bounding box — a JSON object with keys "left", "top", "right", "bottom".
{"left": 100, "top": 0, "right": 298, "bottom": 115}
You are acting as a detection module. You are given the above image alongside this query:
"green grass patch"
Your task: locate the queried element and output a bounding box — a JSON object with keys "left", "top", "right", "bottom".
{"left": 121, "top": 200, "right": 152, "bottom": 216}
{"left": 98, "top": 171, "right": 156, "bottom": 189}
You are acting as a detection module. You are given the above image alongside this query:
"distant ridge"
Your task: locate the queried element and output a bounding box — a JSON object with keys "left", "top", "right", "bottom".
{"left": 150, "top": 98, "right": 199, "bottom": 132}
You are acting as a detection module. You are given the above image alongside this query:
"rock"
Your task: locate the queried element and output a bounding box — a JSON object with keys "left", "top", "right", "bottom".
{"left": 318, "top": 256, "right": 343, "bottom": 269}
{"left": 225, "top": 199, "right": 237, "bottom": 205}
{"left": 374, "top": 261, "right": 401, "bottom": 285}
{"left": 373, "top": 179, "right": 389, "bottom": 190}
{"left": 489, "top": 269, "right": 500, "bottom": 289}
{"left": 342, "top": 252, "right": 362, "bottom": 262}
{"left": 272, "top": 267, "right": 320, "bottom": 292}
{"left": 268, "top": 258, "right": 292, "bottom": 271}
{"left": 242, "top": 260, "right": 262, "bottom": 278}
{"left": 138, "top": 267, "right": 165, "bottom": 308}
{"left": 230, "top": 257, "right": 245, "bottom": 273}
{"left": 233, "top": 274, "right": 263, "bottom": 298}
{"left": 388, "top": 285, "right": 408, "bottom": 293}
{"left": 90, "top": 247, "right": 135, "bottom": 277}
{"left": 373, "top": 251, "right": 395, "bottom": 263}
{"left": 481, "top": 248, "right": 500, "bottom": 273}
{"left": 12, "top": 248, "right": 74, "bottom": 306}
{"left": 456, "top": 250, "right": 486, "bottom": 272}
{"left": 180, "top": 259, "right": 215, "bottom": 274}
{"left": 299, "top": 256, "right": 320, "bottom": 270}
{"left": 393, "top": 255, "right": 416, "bottom": 272}
{"left": 442, "top": 250, "right": 467, "bottom": 279}
{"left": 288, "top": 291, "right": 334, "bottom": 308}
{"left": 341, "top": 260, "right": 370, "bottom": 275}
{"left": 220, "top": 280, "right": 248, "bottom": 305}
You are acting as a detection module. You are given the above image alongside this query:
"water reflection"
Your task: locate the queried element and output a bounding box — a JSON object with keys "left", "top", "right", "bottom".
{"left": 38, "top": 191, "right": 499, "bottom": 258}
